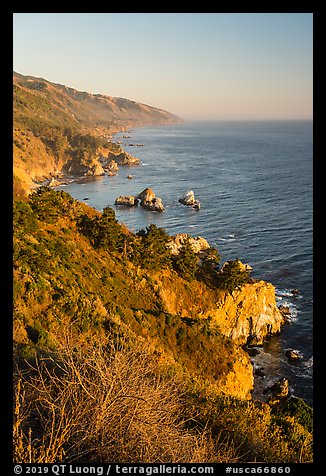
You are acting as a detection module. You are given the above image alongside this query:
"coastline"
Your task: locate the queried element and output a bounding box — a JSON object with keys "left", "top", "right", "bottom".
{"left": 36, "top": 122, "right": 312, "bottom": 406}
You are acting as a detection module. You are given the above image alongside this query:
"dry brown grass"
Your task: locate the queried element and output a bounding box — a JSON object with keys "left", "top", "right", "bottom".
{"left": 14, "top": 325, "right": 239, "bottom": 463}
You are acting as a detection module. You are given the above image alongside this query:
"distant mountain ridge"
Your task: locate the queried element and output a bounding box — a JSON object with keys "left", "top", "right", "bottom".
{"left": 13, "top": 71, "right": 181, "bottom": 129}
{"left": 13, "top": 72, "right": 182, "bottom": 195}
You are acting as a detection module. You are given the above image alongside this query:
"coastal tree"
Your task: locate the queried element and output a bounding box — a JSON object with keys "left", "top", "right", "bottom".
{"left": 172, "top": 238, "right": 199, "bottom": 280}
{"left": 135, "top": 224, "right": 172, "bottom": 270}
{"left": 216, "top": 258, "right": 251, "bottom": 293}
{"left": 79, "top": 206, "right": 123, "bottom": 252}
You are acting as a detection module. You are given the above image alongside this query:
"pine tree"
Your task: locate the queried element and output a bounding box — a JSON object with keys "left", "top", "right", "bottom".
{"left": 172, "top": 238, "right": 198, "bottom": 280}
{"left": 136, "top": 224, "right": 172, "bottom": 270}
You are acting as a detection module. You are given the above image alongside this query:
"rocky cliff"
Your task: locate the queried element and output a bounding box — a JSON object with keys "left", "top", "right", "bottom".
{"left": 155, "top": 272, "right": 284, "bottom": 347}
{"left": 211, "top": 281, "right": 285, "bottom": 345}
{"left": 13, "top": 72, "right": 182, "bottom": 196}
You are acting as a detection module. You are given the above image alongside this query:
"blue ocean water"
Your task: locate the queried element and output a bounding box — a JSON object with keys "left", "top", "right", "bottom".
{"left": 58, "top": 120, "right": 313, "bottom": 404}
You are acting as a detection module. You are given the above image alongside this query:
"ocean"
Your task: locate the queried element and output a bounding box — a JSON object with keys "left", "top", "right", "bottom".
{"left": 57, "top": 120, "right": 313, "bottom": 405}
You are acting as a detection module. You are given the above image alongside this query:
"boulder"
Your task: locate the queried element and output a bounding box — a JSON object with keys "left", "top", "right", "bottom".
{"left": 285, "top": 349, "right": 301, "bottom": 361}
{"left": 179, "top": 190, "right": 196, "bottom": 206}
{"left": 114, "top": 196, "right": 138, "bottom": 207}
{"left": 278, "top": 305, "right": 291, "bottom": 318}
{"left": 264, "top": 377, "right": 289, "bottom": 399}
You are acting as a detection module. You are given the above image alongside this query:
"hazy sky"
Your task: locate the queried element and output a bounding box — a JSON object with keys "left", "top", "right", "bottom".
{"left": 13, "top": 13, "right": 313, "bottom": 120}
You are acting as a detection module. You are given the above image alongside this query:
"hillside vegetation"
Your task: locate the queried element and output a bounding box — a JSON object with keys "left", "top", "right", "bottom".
{"left": 13, "top": 188, "right": 313, "bottom": 463}
{"left": 13, "top": 72, "right": 181, "bottom": 196}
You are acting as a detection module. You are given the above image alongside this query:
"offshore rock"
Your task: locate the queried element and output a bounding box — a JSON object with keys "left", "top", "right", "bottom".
{"left": 179, "top": 190, "right": 196, "bottom": 206}
{"left": 137, "top": 188, "right": 165, "bottom": 212}
{"left": 285, "top": 349, "right": 301, "bottom": 361}
{"left": 115, "top": 196, "right": 138, "bottom": 207}
{"left": 142, "top": 197, "right": 165, "bottom": 212}
{"left": 138, "top": 188, "right": 156, "bottom": 205}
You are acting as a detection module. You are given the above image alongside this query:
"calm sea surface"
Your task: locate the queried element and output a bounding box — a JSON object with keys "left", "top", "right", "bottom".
{"left": 58, "top": 121, "right": 313, "bottom": 405}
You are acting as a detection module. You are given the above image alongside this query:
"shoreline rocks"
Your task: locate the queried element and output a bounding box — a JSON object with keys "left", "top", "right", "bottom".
{"left": 168, "top": 233, "right": 210, "bottom": 255}
{"left": 263, "top": 377, "right": 290, "bottom": 404}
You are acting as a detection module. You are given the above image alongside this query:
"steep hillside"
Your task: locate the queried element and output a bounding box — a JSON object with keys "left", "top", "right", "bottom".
{"left": 13, "top": 188, "right": 313, "bottom": 463}
{"left": 13, "top": 72, "right": 181, "bottom": 196}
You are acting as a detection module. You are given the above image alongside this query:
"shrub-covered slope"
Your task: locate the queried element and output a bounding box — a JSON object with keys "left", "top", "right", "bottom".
{"left": 13, "top": 188, "right": 313, "bottom": 463}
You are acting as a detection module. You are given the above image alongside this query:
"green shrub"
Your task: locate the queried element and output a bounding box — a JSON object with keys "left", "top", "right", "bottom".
{"left": 216, "top": 258, "right": 251, "bottom": 293}
{"left": 172, "top": 238, "right": 198, "bottom": 280}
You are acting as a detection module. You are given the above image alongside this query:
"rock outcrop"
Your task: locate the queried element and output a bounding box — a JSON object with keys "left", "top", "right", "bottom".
{"left": 154, "top": 271, "right": 284, "bottom": 349}
{"left": 84, "top": 162, "right": 105, "bottom": 176}
{"left": 138, "top": 188, "right": 156, "bottom": 205}
{"left": 142, "top": 197, "right": 165, "bottom": 212}
{"left": 107, "top": 159, "right": 119, "bottom": 175}
{"left": 115, "top": 196, "right": 138, "bottom": 207}
{"left": 285, "top": 349, "right": 301, "bottom": 361}
{"left": 137, "top": 188, "right": 165, "bottom": 212}
{"left": 179, "top": 190, "right": 196, "bottom": 205}
{"left": 168, "top": 233, "right": 210, "bottom": 255}
{"left": 178, "top": 190, "right": 201, "bottom": 209}
{"left": 221, "top": 259, "right": 253, "bottom": 273}
{"left": 263, "top": 377, "right": 289, "bottom": 400}
{"left": 211, "top": 281, "right": 285, "bottom": 345}
{"left": 109, "top": 151, "right": 140, "bottom": 166}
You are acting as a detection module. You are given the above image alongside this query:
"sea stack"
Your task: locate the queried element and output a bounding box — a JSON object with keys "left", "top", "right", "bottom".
{"left": 137, "top": 188, "right": 165, "bottom": 212}
{"left": 179, "top": 190, "right": 200, "bottom": 209}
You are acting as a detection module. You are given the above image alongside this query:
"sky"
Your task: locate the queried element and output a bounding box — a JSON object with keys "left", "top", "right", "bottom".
{"left": 13, "top": 13, "right": 313, "bottom": 121}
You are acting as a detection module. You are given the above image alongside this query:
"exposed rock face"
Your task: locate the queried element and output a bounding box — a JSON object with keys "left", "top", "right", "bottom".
{"left": 211, "top": 281, "right": 285, "bottom": 345}
{"left": 84, "top": 162, "right": 105, "bottom": 176}
{"left": 179, "top": 190, "right": 196, "bottom": 206}
{"left": 110, "top": 151, "right": 140, "bottom": 166}
{"left": 142, "top": 197, "right": 165, "bottom": 212}
{"left": 264, "top": 377, "right": 289, "bottom": 399}
{"left": 137, "top": 188, "right": 165, "bottom": 212}
{"left": 107, "top": 159, "right": 119, "bottom": 173}
{"left": 138, "top": 188, "right": 156, "bottom": 205}
{"left": 278, "top": 305, "right": 291, "bottom": 319}
{"left": 114, "top": 196, "right": 138, "bottom": 207}
{"left": 154, "top": 271, "right": 284, "bottom": 350}
{"left": 168, "top": 233, "right": 210, "bottom": 255}
{"left": 221, "top": 259, "right": 253, "bottom": 273}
